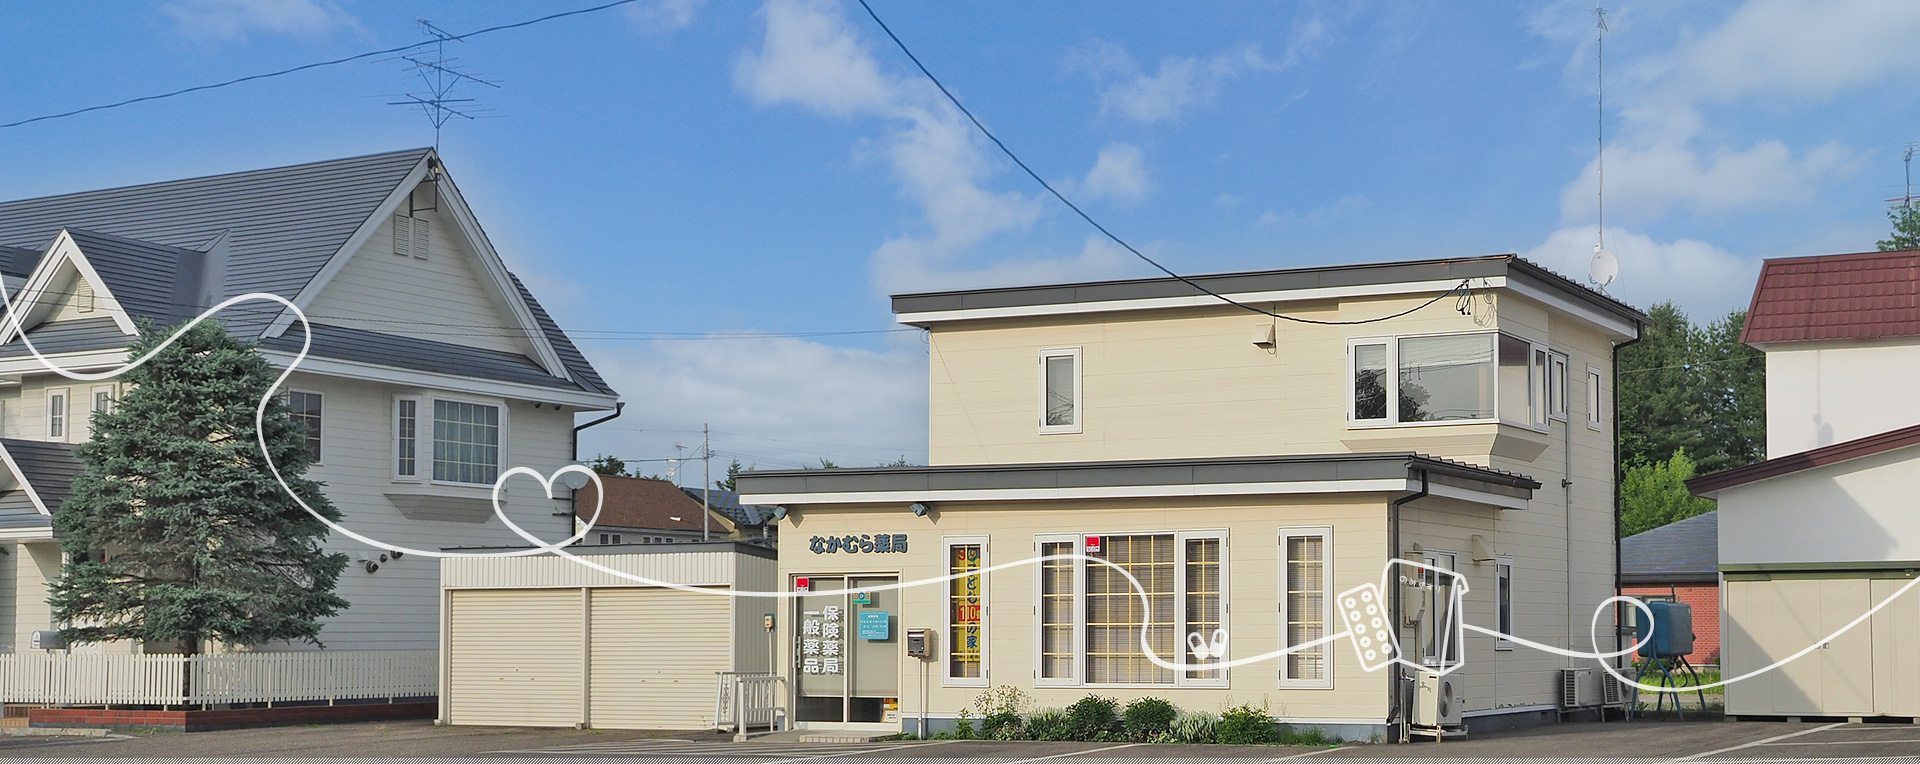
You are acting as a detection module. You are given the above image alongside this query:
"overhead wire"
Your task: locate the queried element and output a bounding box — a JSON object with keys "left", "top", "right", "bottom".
{"left": 1, "top": 0, "right": 644, "bottom": 129}
{"left": 853, "top": 0, "right": 1475, "bottom": 326}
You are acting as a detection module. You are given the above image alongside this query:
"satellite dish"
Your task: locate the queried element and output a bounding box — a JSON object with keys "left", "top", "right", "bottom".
{"left": 1590, "top": 243, "right": 1618, "bottom": 289}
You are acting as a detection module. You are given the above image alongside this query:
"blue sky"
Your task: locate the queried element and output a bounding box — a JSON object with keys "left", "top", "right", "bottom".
{"left": 3, "top": 0, "right": 1917, "bottom": 475}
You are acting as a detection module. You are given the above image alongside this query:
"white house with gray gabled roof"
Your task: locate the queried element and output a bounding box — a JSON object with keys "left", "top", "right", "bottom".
{"left": 0, "top": 149, "right": 621, "bottom": 653}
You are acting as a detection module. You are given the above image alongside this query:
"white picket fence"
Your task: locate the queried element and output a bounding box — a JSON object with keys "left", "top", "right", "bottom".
{"left": 0, "top": 650, "right": 436, "bottom": 706}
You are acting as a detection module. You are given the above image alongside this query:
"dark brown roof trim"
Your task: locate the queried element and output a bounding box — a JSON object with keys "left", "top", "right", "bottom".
{"left": 1689, "top": 422, "right": 1920, "bottom": 495}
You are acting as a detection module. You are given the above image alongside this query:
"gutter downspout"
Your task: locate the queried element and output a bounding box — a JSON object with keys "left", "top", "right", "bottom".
{"left": 1612, "top": 324, "right": 1641, "bottom": 684}
{"left": 568, "top": 402, "right": 626, "bottom": 535}
{"left": 1387, "top": 467, "right": 1429, "bottom": 744}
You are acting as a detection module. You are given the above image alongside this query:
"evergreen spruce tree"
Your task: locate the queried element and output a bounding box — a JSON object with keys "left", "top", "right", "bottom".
{"left": 49, "top": 320, "right": 348, "bottom": 654}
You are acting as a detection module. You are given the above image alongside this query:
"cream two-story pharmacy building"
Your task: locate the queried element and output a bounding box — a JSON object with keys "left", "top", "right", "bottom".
{"left": 737, "top": 255, "right": 1644, "bottom": 739}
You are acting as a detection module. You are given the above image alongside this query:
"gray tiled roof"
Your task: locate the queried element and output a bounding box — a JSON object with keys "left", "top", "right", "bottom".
{"left": 0, "top": 150, "right": 615, "bottom": 399}
{"left": 1621, "top": 511, "right": 1718, "bottom": 584}
{"left": 682, "top": 487, "right": 776, "bottom": 527}
{"left": 0, "top": 149, "right": 429, "bottom": 300}
{"left": 64, "top": 228, "right": 210, "bottom": 325}
{"left": 0, "top": 438, "right": 83, "bottom": 531}
{"left": 0, "top": 317, "right": 131, "bottom": 356}
{"left": 259, "top": 322, "right": 588, "bottom": 391}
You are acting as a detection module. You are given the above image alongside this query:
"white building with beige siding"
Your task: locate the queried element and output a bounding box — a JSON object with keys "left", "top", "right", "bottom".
{"left": 738, "top": 255, "right": 1643, "bottom": 739}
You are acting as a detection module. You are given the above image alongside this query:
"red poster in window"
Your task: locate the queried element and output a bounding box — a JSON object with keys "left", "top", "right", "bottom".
{"left": 1085, "top": 536, "right": 1102, "bottom": 554}
{"left": 795, "top": 577, "right": 810, "bottom": 592}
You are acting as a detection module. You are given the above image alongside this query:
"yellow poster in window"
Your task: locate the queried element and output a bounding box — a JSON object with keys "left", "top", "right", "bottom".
{"left": 950, "top": 544, "right": 982, "bottom": 677}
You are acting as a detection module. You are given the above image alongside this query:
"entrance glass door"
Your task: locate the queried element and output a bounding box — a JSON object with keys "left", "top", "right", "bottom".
{"left": 793, "top": 575, "right": 900, "bottom": 727}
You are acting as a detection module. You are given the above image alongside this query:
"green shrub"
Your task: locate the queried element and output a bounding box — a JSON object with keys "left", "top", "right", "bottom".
{"left": 1023, "top": 708, "right": 1072, "bottom": 741}
{"left": 1277, "top": 725, "right": 1331, "bottom": 746}
{"left": 1217, "top": 702, "right": 1280, "bottom": 745}
{"left": 952, "top": 708, "right": 976, "bottom": 740}
{"left": 1122, "top": 697, "right": 1179, "bottom": 741}
{"left": 1065, "top": 694, "right": 1121, "bottom": 737}
{"left": 972, "top": 686, "right": 1030, "bottom": 740}
{"left": 1168, "top": 711, "right": 1219, "bottom": 744}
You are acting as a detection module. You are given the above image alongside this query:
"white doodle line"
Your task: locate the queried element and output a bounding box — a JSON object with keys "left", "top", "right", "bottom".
{"left": 8, "top": 292, "right": 1915, "bottom": 691}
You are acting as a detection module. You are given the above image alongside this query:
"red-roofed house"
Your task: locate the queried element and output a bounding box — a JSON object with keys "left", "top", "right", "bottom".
{"left": 1693, "top": 249, "right": 1920, "bottom": 721}
{"left": 572, "top": 475, "right": 740, "bottom": 545}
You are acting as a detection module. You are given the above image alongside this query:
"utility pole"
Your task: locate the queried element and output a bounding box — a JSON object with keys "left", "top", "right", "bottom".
{"left": 703, "top": 423, "right": 711, "bottom": 542}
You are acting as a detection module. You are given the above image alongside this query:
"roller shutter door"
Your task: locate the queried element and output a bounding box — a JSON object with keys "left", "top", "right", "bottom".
{"left": 588, "top": 588, "right": 732, "bottom": 729}
{"left": 448, "top": 589, "right": 583, "bottom": 727}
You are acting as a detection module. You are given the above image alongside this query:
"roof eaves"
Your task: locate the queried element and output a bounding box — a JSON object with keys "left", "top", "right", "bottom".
{"left": 1690, "top": 424, "right": 1920, "bottom": 495}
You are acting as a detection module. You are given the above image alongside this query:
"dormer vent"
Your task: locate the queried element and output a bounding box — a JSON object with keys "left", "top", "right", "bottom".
{"left": 393, "top": 214, "right": 430, "bottom": 260}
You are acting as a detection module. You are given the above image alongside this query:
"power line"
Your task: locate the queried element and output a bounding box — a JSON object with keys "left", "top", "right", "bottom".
{"left": 1, "top": 0, "right": 641, "bottom": 130}
{"left": 854, "top": 0, "right": 1474, "bottom": 326}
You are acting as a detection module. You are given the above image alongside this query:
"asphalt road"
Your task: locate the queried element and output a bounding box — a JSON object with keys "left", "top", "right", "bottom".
{"left": 0, "top": 718, "right": 1917, "bottom": 760}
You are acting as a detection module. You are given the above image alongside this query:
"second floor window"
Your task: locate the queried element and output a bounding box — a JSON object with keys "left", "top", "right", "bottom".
{"left": 47, "top": 390, "right": 66, "bottom": 440}
{"left": 1039, "top": 347, "right": 1082, "bottom": 434}
{"left": 287, "top": 391, "right": 322, "bottom": 464}
{"left": 1353, "top": 331, "right": 1567, "bottom": 429}
{"left": 1351, "top": 333, "right": 1496, "bottom": 425}
{"left": 433, "top": 398, "right": 501, "bottom": 485}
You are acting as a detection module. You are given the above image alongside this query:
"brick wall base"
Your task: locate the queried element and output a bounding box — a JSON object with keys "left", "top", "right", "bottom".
{"left": 29, "top": 701, "right": 436, "bottom": 732}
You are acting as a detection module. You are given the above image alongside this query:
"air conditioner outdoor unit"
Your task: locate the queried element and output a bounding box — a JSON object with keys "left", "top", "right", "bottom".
{"left": 1559, "top": 667, "right": 1596, "bottom": 708}
{"left": 1413, "top": 671, "right": 1463, "bottom": 728}
{"left": 1600, "top": 671, "right": 1628, "bottom": 706}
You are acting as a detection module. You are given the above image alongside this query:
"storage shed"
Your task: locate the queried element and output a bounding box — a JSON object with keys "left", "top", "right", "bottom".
{"left": 438, "top": 542, "right": 777, "bottom": 730}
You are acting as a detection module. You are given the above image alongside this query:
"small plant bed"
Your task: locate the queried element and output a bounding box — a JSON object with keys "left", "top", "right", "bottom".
{"left": 933, "top": 687, "right": 1346, "bottom": 747}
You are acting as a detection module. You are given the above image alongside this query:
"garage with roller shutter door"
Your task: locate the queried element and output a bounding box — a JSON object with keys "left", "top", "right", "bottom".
{"left": 440, "top": 542, "right": 776, "bottom": 730}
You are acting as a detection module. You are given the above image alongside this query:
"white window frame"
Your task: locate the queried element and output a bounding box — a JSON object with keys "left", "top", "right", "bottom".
{"left": 1173, "top": 529, "right": 1230, "bottom": 688}
{"left": 1494, "top": 557, "right": 1514, "bottom": 651}
{"left": 1419, "top": 550, "right": 1461, "bottom": 667}
{"left": 1037, "top": 347, "right": 1084, "bottom": 435}
{"left": 393, "top": 395, "right": 422, "bottom": 481}
{"left": 1548, "top": 352, "right": 1569, "bottom": 421}
{"left": 89, "top": 385, "right": 113, "bottom": 415}
{"left": 1034, "top": 533, "right": 1085, "bottom": 687}
{"left": 1586, "top": 365, "right": 1604, "bottom": 431}
{"left": 1279, "top": 526, "right": 1334, "bottom": 689}
{"left": 46, "top": 388, "right": 67, "bottom": 441}
{"left": 1530, "top": 345, "right": 1549, "bottom": 429}
{"left": 426, "top": 394, "right": 510, "bottom": 487}
{"left": 1347, "top": 330, "right": 1502, "bottom": 429}
{"left": 1030, "top": 529, "right": 1228, "bottom": 689}
{"left": 287, "top": 389, "right": 324, "bottom": 466}
{"left": 944, "top": 535, "right": 990, "bottom": 687}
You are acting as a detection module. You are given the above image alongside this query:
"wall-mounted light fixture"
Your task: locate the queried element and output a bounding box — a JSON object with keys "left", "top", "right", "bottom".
{"left": 909, "top": 502, "right": 932, "bottom": 517}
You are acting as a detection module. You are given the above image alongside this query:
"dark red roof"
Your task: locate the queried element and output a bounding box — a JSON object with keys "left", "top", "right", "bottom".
{"left": 574, "top": 475, "right": 733, "bottom": 533}
{"left": 1689, "top": 422, "right": 1920, "bottom": 495}
{"left": 1742, "top": 249, "right": 1920, "bottom": 344}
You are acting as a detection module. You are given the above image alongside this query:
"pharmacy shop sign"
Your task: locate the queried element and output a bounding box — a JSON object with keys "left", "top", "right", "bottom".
{"left": 808, "top": 533, "right": 908, "bottom": 554}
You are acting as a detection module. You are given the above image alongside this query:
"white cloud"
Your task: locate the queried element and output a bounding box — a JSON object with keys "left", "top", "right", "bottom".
{"left": 1069, "top": 20, "right": 1323, "bottom": 125}
{"left": 1523, "top": 226, "right": 1759, "bottom": 317}
{"left": 1254, "top": 193, "right": 1368, "bottom": 228}
{"left": 734, "top": 0, "right": 893, "bottom": 118}
{"left": 1561, "top": 139, "right": 1862, "bottom": 221}
{"left": 161, "top": 0, "right": 358, "bottom": 41}
{"left": 625, "top": 0, "right": 706, "bottom": 35}
{"left": 1543, "top": 0, "right": 1916, "bottom": 225}
{"left": 1081, "top": 143, "right": 1148, "bottom": 202}
{"left": 579, "top": 337, "right": 930, "bottom": 471}
{"left": 1676, "top": 0, "right": 1920, "bottom": 104}
{"left": 737, "top": 0, "right": 1141, "bottom": 295}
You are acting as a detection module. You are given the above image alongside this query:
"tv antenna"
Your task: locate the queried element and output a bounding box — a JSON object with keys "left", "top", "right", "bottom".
{"left": 385, "top": 19, "right": 500, "bottom": 149}
{"left": 1589, "top": 6, "right": 1617, "bottom": 292}
{"left": 1887, "top": 142, "right": 1919, "bottom": 209}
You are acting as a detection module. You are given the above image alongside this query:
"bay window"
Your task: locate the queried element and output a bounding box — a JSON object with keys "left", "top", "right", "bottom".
{"left": 433, "top": 399, "right": 501, "bottom": 485}
{"left": 1351, "top": 331, "right": 1563, "bottom": 429}
{"left": 1034, "top": 531, "right": 1226, "bottom": 687}
{"left": 392, "top": 394, "right": 506, "bottom": 485}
